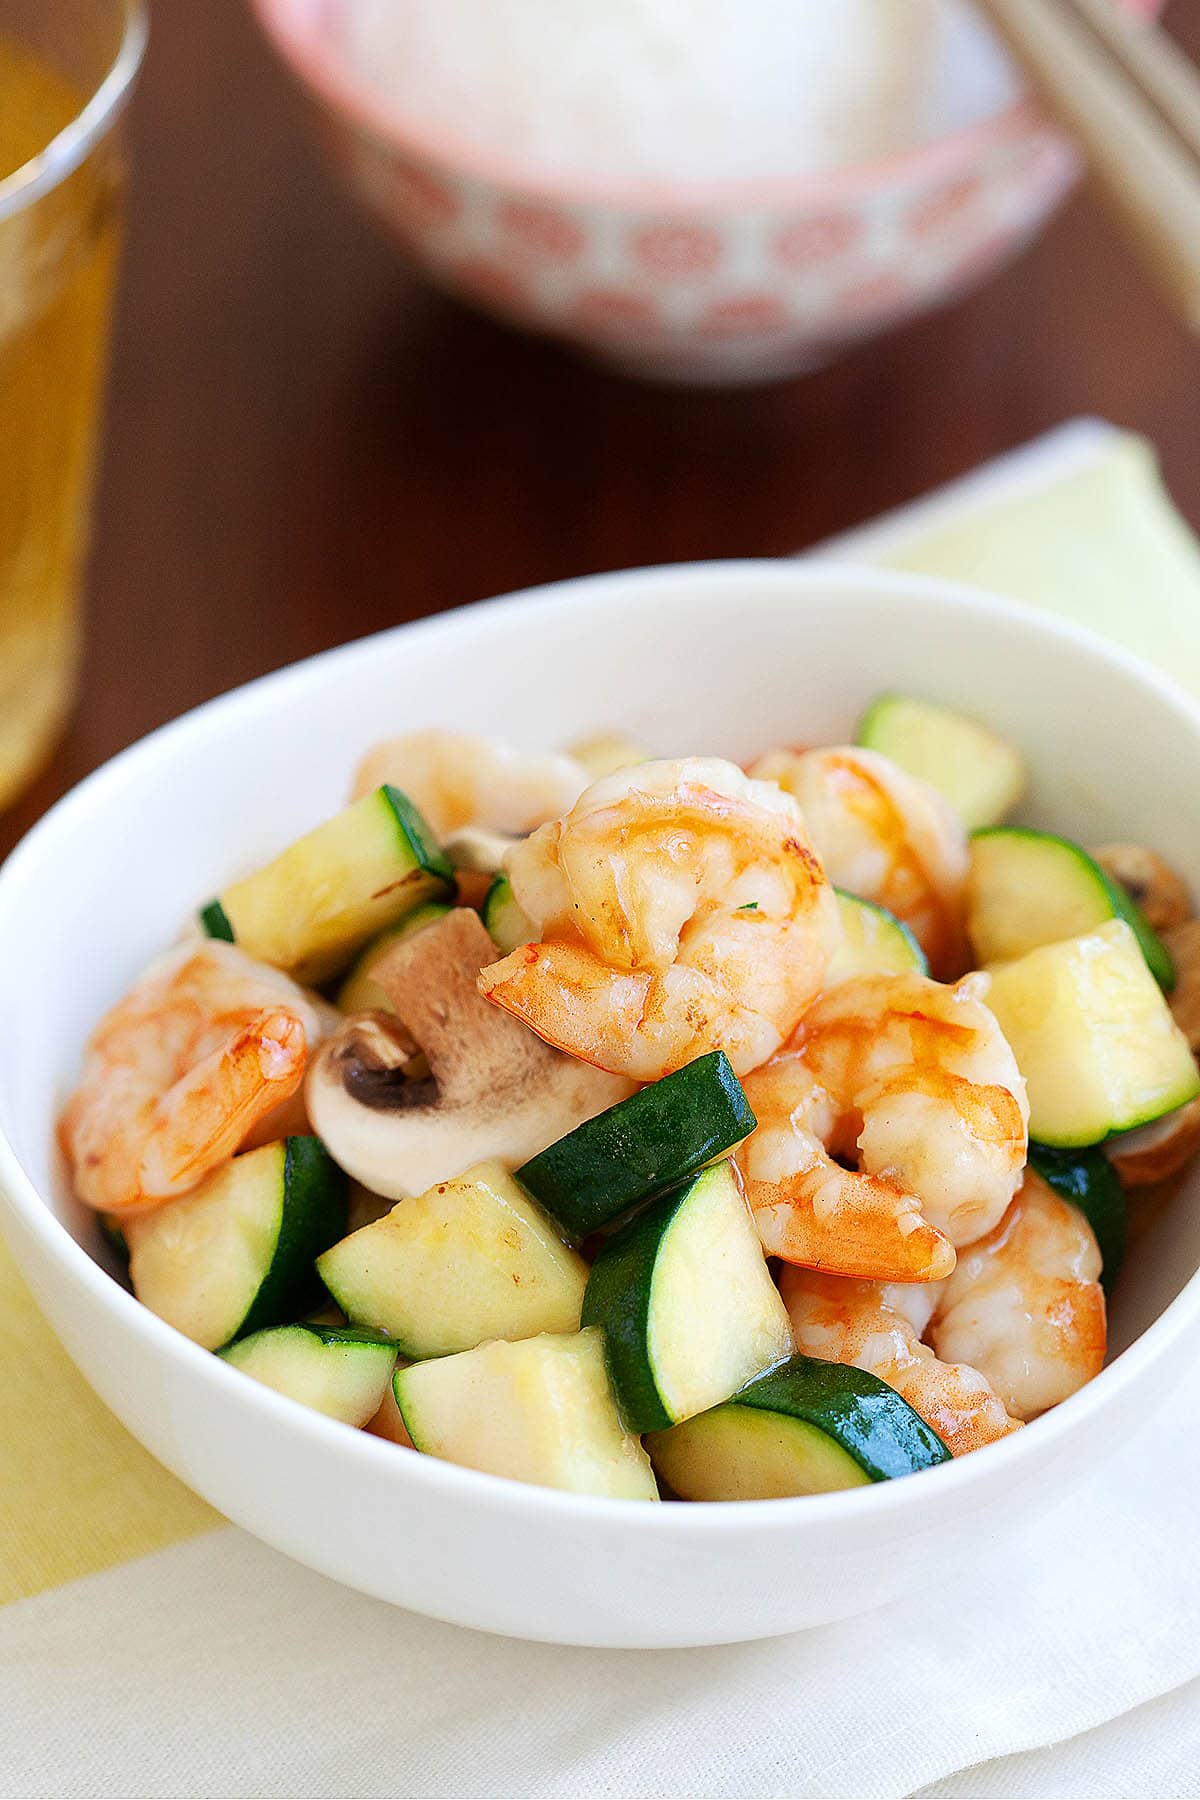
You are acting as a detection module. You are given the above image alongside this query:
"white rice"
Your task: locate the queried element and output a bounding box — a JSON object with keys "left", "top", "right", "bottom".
{"left": 338, "top": 0, "right": 1021, "bottom": 187}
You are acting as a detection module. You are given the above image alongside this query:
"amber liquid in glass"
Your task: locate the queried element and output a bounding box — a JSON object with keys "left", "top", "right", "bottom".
{"left": 0, "top": 36, "right": 121, "bottom": 807}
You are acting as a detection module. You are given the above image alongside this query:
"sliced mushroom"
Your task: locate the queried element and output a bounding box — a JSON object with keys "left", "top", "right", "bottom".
{"left": 307, "top": 909, "right": 633, "bottom": 1199}
{"left": 1164, "top": 919, "right": 1200, "bottom": 1052}
{"left": 1091, "top": 844, "right": 1192, "bottom": 933}
{"left": 1107, "top": 1092, "right": 1200, "bottom": 1186}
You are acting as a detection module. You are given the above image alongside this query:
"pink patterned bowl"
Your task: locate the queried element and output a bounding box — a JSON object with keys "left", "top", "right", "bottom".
{"left": 251, "top": 0, "right": 1151, "bottom": 385}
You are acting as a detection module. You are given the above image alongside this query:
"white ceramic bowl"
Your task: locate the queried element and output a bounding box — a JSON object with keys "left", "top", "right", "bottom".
{"left": 252, "top": 0, "right": 1155, "bottom": 385}
{"left": 2, "top": 562, "right": 1199, "bottom": 1648}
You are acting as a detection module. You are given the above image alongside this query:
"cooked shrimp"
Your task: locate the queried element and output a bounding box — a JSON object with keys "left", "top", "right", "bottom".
{"left": 929, "top": 1172, "right": 1105, "bottom": 1419}
{"left": 781, "top": 1266, "right": 1022, "bottom": 1457}
{"left": 477, "top": 757, "right": 842, "bottom": 1081}
{"left": 352, "top": 729, "right": 586, "bottom": 838}
{"left": 739, "top": 969, "right": 1028, "bottom": 1279}
{"left": 60, "top": 941, "right": 329, "bottom": 1218}
{"left": 750, "top": 745, "right": 968, "bottom": 976}
{"left": 739, "top": 1053, "right": 958, "bottom": 1283}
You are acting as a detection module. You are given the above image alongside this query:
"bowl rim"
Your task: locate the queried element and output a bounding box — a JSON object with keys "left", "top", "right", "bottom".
{"left": 249, "top": 0, "right": 1152, "bottom": 216}
{"left": 249, "top": 0, "right": 1048, "bottom": 215}
{"left": 3, "top": 556, "right": 1199, "bottom": 1537}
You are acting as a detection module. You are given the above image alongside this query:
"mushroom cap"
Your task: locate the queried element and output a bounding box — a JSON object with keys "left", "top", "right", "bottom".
{"left": 307, "top": 909, "right": 633, "bottom": 1199}
{"left": 1092, "top": 844, "right": 1192, "bottom": 935}
{"left": 1107, "top": 1093, "right": 1200, "bottom": 1187}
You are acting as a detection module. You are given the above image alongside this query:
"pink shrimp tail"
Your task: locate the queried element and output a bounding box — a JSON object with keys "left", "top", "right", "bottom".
{"left": 136, "top": 1006, "right": 308, "bottom": 1202}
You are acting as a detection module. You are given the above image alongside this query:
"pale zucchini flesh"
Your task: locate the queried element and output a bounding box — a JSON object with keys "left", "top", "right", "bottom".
{"left": 647, "top": 1355, "right": 950, "bottom": 1499}
{"left": 219, "top": 1322, "right": 397, "bottom": 1425}
{"left": 969, "top": 827, "right": 1174, "bottom": 988}
{"left": 649, "top": 1405, "right": 871, "bottom": 1500}
{"left": 855, "top": 693, "right": 1025, "bottom": 829}
{"left": 393, "top": 1328, "right": 659, "bottom": 1499}
{"left": 985, "top": 920, "right": 1200, "bottom": 1146}
{"left": 126, "top": 1138, "right": 348, "bottom": 1350}
{"left": 825, "top": 890, "right": 927, "bottom": 984}
{"left": 482, "top": 874, "right": 535, "bottom": 955}
{"left": 316, "top": 1158, "right": 588, "bottom": 1358}
{"left": 335, "top": 901, "right": 453, "bottom": 1013}
{"left": 581, "top": 1160, "right": 792, "bottom": 1433}
{"left": 201, "top": 785, "right": 454, "bottom": 984}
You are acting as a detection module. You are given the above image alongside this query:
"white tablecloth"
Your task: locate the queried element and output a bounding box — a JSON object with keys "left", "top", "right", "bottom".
{"left": 4, "top": 418, "right": 1200, "bottom": 1798}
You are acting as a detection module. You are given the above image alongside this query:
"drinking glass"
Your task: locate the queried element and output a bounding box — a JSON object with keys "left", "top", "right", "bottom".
{"left": 0, "top": 0, "right": 145, "bottom": 808}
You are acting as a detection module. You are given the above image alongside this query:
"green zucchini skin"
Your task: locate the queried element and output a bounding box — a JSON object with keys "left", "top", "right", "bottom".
{"left": 380, "top": 785, "right": 455, "bottom": 887}
{"left": 481, "top": 874, "right": 534, "bottom": 954}
{"left": 518, "top": 1051, "right": 756, "bottom": 1241}
{"left": 1099, "top": 870, "right": 1176, "bottom": 991}
{"left": 970, "top": 826, "right": 1175, "bottom": 991}
{"left": 828, "top": 889, "right": 928, "bottom": 982}
{"left": 195, "top": 784, "right": 454, "bottom": 982}
{"left": 581, "top": 1194, "right": 669, "bottom": 1429}
{"left": 199, "top": 899, "right": 235, "bottom": 941}
{"left": 127, "top": 1137, "right": 350, "bottom": 1351}
{"left": 97, "top": 1213, "right": 129, "bottom": 1263}
{"left": 647, "top": 1355, "right": 951, "bottom": 1498}
{"left": 219, "top": 1321, "right": 398, "bottom": 1426}
{"left": 733, "top": 1356, "right": 952, "bottom": 1481}
{"left": 335, "top": 901, "right": 453, "bottom": 1012}
{"left": 238, "top": 1137, "right": 350, "bottom": 1339}
{"left": 1027, "top": 1142, "right": 1127, "bottom": 1295}
{"left": 580, "top": 1160, "right": 790, "bottom": 1434}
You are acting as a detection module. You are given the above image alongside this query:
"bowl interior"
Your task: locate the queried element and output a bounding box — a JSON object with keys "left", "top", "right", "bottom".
{"left": 2, "top": 561, "right": 1198, "bottom": 1374}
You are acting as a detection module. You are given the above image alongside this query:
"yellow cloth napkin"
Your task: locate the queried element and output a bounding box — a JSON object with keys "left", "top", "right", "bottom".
{"left": 819, "top": 418, "right": 1200, "bottom": 681}
{"left": 3, "top": 416, "right": 1199, "bottom": 1613}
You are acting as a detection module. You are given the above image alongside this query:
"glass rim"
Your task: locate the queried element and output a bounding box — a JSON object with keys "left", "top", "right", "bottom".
{"left": 0, "top": 0, "right": 148, "bottom": 223}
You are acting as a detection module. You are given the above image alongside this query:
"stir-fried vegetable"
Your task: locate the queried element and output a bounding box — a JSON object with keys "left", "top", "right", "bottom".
{"left": 61, "top": 711, "right": 1200, "bottom": 1501}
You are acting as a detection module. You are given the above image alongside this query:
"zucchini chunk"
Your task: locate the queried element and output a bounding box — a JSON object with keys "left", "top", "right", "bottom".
{"left": 199, "top": 785, "right": 454, "bottom": 984}
{"left": 985, "top": 921, "right": 1200, "bottom": 1146}
{"left": 219, "top": 1322, "right": 397, "bottom": 1425}
{"left": 968, "top": 827, "right": 1174, "bottom": 988}
{"left": 393, "top": 1328, "right": 659, "bottom": 1499}
{"left": 517, "top": 1051, "right": 756, "bottom": 1241}
{"left": 335, "top": 901, "right": 453, "bottom": 1013}
{"left": 316, "top": 1158, "right": 588, "bottom": 1358}
{"left": 825, "top": 890, "right": 928, "bottom": 985}
{"left": 481, "top": 874, "right": 534, "bottom": 954}
{"left": 98, "top": 1212, "right": 129, "bottom": 1263}
{"left": 1027, "top": 1142, "right": 1127, "bottom": 1295}
{"left": 126, "top": 1138, "right": 348, "bottom": 1350}
{"left": 581, "top": 1160, "right": 791, "bottom": 1433}
{"left": 647, "top": 1355, "right": 951, "bottom": 1499}
{"left": 854, "top": 693, "right": 1026, "bottom": 829}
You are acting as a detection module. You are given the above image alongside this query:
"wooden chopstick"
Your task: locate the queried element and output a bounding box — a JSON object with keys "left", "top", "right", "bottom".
{"left": 1071, "top": 0, "right": 1200, "bottom": 165}
{"left": 973, "top": 0, "right": 1200, "bottom": 331}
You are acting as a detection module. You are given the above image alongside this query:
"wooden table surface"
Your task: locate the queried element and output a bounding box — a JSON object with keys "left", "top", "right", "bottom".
{"left": 4, "top": 0, "right": 1199, "bottom": 856}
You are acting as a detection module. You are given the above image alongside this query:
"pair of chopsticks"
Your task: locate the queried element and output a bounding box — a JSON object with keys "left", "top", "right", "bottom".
{"left": 974, "top": 0, "right": 1200, "bottom": 331}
